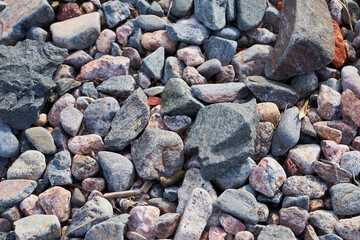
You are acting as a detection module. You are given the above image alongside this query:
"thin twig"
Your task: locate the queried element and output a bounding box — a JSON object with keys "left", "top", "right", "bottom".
{"left": 102, "top": 189, "right": 142, "bottom": 199}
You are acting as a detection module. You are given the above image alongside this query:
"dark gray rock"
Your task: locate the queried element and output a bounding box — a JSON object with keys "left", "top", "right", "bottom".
{"left": 197, "top": 59, "right": 222, "bottom": 79}
{"left": 263, "top": 5, "right": 280, "bottom": 33}
{"left": 80, "top": 82, "right": 98, "bottom": 99}
{"left": 166, "top": 23, "right": 209, "bottom": 45}
{"left": 136, "top": 0, "right": 150, "bottom": 14}
{"left": 52, "top": 127, "right": 68, "bottom": 151}
{"left": 313, "top": 161, "right": 352, "bottom": 184}
{"left": 271, "top": 107, "right": 301, "bottom": 156}
{"left": 83, "top": 97, "right": 120, "bottom": 137}
{"left": 102, "top": 0, "right": 131, "bottom": 28}
{"left": 194, "top": 0, "right": 226, "bottom": 31}
{"left": 132, "top": 129, "right": 184, "bottom": 180}
{"left": 161, "top": 78, "right": 204, "bottom": 116}
{"left": 148, "top": 198, "right": 177, "bottom": 214}
{"left": 163, "top": 115, "right": 192, "bottom": 134}
{"left": 34, "top": 179, "right": 50, "bottom": 195}
{"left": 25, "top": 127, "right": 57, "bottom": 155}
{"left": 56, "top": 78, "right": 82, "bottom": 96}
{"left": 104, "top": 88, "right": 150, "bottom": 151}
{"left": 127, "top": 22, "right": 146, "bottom": 56}
{"left": 26, "top": 27, "right": 49, "bottom": 42}
{"left": 257, "top": 225, "right": 296, "bottom": 240}
{"left": 64, "top": 50, "right": 93, "bottom": 70}
{"left": 122, "top": 47, "right": 141, "bottom": 70}
{"left": 111, "top": 42, "right": 122, "bottom": 56}
{"left": 290, "top": 72, "right": 318, "bottom": 99}
{"left": 257, "top": 191, "right": 283, "bottom": 207}
{"left": 309, "top": 210, "right": 338, "bottom": 235}
{"left": 84, "top": 215, "right": 128, "bottom": 240}
{"left": 0, "top": 119, "right": 19, "bottom": 158}
{"left": 163, "top": 186, "right": 179, "bottom": 202}
{"left": 14, "top": 215, "right": 61, "bottom": 240}
{"left": 185, "top": 99, "right": 259, "bottom": 180}
{"left": 213, "top": 25, "right": 241, "bottom": 40}
{"left": 203, "top": 36, "right": 237, "bottom": 66}
{"left": 245, "top": 76, "right": 299, "bottom": 110}
{"left": 226, "top": 0, "right": 236, "bottom": 21}
{"left": 96, "top": 76, "right": 136, "bottom": 98}
{"left": 162, "top": 57, "right": 185, "bottom": 84}
{"left": 97, "top": 151, "right": 135, "bottom": 192}
{"left": 282, "top": 175, "right": 328, "bottom": 199}
{"left": 71, "top": 188, "right": 85, "bottom": 207}
{"left": 150, "top": 184, "right": 164, "bottom": 198}
{"left": 282, "top": 196, "right": 310, "bottom": 211}
{"left": 0, "top": 1, "right": 6, "bottom": 12}
{"left": 44, "top": 150, "right": 72, "bottom": 186}
{"left": 141, "top": 46, "right": 165, "bottom": 80}
{"left": 170, "top": 0, "right": 194, "bottom": 18}
{"left": 237, "top": 0, "right": 266, "bottom": 31}
{"left": 213, "top": 189, "right": 259, "bottom": 224}
{"left": 330, "top": 183, "right": 360, "bottom": 215}
{"left": 265, "top": 0, "right": 335, "bottom": 80}
{"left": 136, "top": 15, "right": 167, "bottom": 31}
{"left": 0, "top": 232, "right": 15, "bottom": 240}
{"left": 0, "top": 40, "right": 68, "bottom": 130}
{"left": 0, "top": 158, "right": 8, "bottom": 178}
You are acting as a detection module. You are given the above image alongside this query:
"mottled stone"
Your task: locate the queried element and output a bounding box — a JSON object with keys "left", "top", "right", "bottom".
{"left": 48, "top": 93, "right": 76, "bottom": 127}
{"left": 127, "top": 206, "right": 160, "bottom": 240}
{"left": 145, "top": 113, "right": 168, "bottom": 131}
{"left": 72, "top": 155, "right": 99, "bottom": 181}
{"left": 103, "top": 0, "right": 130, "bottom": 28}
{"left": 282, "top": 195, "right": 310, "bottom": 211}
{"left": 279, "top": 206, "right": 310, "bottom": 235}
{"left": 84, "top": 214, "right": 128, "bottom": 240}
{"left": 314, "top": 123, "right": 342, "bottom": 144}
{"left": 163, "top": 115, "right": 191, "bottom": 134}
{"left": 214, "top": 25, "right": 241, "bottom": 40}
{"left": 317, "top": 85, "right": 341, "bottom": 120}
{"left": 177, "top": 45, "right": 206, "bottom": 66}
{"left": 148, "top": 198, "right": 177, "bottom": 214}
{"left": 215, "top": 65, "right": 236, "bottom": 83}
{"left": 122, "top": 47, "right": 141, "bottom": 70}
{"left": 141, "top": 46, "right": 165, "bottom": 80}
{"left": 327, "top": 120, "right": 357, "bottom": 145}
{"left": 64, "top": 50, "right": 93, "bottom": 70}
{"left": 340, "top": 151, "right": 360, "bottom": 176}
{"left": 82, "top": 177, "right": 106, "bottom": 192}
{"left": 194, "top": 0, "right": 226, "bottom": 31}
{"left": 38, "top": 187, "right": 71, "bottom": 222}
{"left": 256, "top": 102, "right": 281, "bottom": 126}
{"left": 309, "top": 210, "right": 338, "bottom": 235}
{"left": 14, "top": 215, "right": 61, "bottom": 240}
{"left": 191, "top": 83, "right": 248, "bottom": 103}
{"left": 154, "top": 213, "right": 180, "bottom": 239}
{"left": 68, "top": 134, "right": 105, "bottom": 155}
{"left": 330, "top": 183, "right": 360, "bottom": 215}
{"left": 341, "top": 89, "right": 360, "bottom": 127}
{"left": 167, "top": 23, "right": 209, "bottom": 45}
{"left": 235, "top": 231, "right": 255, "bottom": 240}
{"left": 257, "top": 225, "right": 296, "bottom": 240}
{"left": 162, "top": 56, "right": 185, "bottom": 84}
{"left": 313, "top": 160, "right": 352, "bottom": 184}
{"left": 335, "top": 216, "right": 360, "bottom": 240}
{"left": 341, "top": 66, "right": 360, "bottom": 99}
{"left": 59, "top": 106, "right": 83, "bottom": 136}
{"left": 141, "top": 30, "right": 178, "bottom": 55}
{"left": 183, "top": 66, "right": 207, "bottom": 85}
{"left": 45, "top": 150, "right": 72, "bottom": 186}
{"left": 170, "top": 0, "right": 193, "bottom": 17}
{"left": 251, "top": 122, "right": 275, "bottom": 161}
{"left": 0, "top": 120, "right": 19, "bottom": 158}
{"left": 7, "top": 150, "right": 45, "bottom": 180}
{"left": 24, "top": 127, "right": 56, "bottom": 155}
{"left": 96, "top": 29, "right": 116, "bottom": 54}
{"left": 236, "top": 0, "right": 266, "bottom": 31}
{"left": 321, "top": 140, "right": 349, "bottom": 163}
{"left": 19, "top": 195, "right": 44, "bottom": 216}
{"left": 116, "top": 25, "right": 133, "bottom": 47}
{"left": 220, "top": 213, "right": 246, "bottom": 235}
{"left": 288, "top": 144, "right": 321, "bottom": 175}
{"left": 282, "top": 175, "right": 328, "bottom": 199}
{"left": 290, "top": 72, "right": 319, "bottom": 100}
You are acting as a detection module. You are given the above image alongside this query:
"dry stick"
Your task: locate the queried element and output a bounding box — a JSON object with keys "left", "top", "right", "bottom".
{"left": 340, "top": 0, "right": 353, "bottom": 31}
{"left": 102, "top": 189, "right": 142, "bottom": 199}
{"left": 140, "top": 180, "right": 153, "bottom": 193}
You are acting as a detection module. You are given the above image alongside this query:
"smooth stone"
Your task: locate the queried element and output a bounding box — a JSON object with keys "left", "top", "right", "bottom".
{"left": 162, "top": 57, "right": 185, "bottom": 84}
{"left": 7, "top": 151, "right": 45, "bottom": 181}
{"left": 71, "top": 188, "right": 85, "bottom": 207}
{"left": 330, "top": 183, "right": 360, "bottom": 215}
{"left": 335, "top": 216, "right": 360, "bottom": 240}
{"left": 102, "top": 0, "right": 130, "bottom": 28}
{"left": 166, "top": 23, "right": 209, "bottom": 45}
{"left": 136, "top": 0, "right": 150, "bottom": 14}
{"left": 282, "top": 175, "right": 328, "bottom": 199}
{"left": 45, "top": 150, "right": 72, "bottom": 186}
{"left": 194, "top": 0, "right": 226, "bottom": 31}
{"left": 68, "top": 134, "right": 104, "bottom": 155}
{"left": 149, "top": 1, "right": 164, "bottom": 17}
{"left": 24, "top": 127, "right": 56, "bottom": 155}
{"left": 59, "top": 106, "right": 83, "bottom": 136}
{"left": 0, "top": 119, "right": 19, "bottom": 158}
{"left": 236, "top": 0, "right": 266, "bottom": 31}
{"left": 341, "top": 66, "right": 360, "bottom": 99}
{"left": 170, "top": 0, "right": 194, "bottom": 18}
{"left": 309, "top": 210, "right": 338, "bottom": 235}
{"left": 141, "top": 46, "right": 165, "bottom": 80}
{"left": 64, "top": 50, "right": 93, "bottom": 70}
{"left": 203, "top": 36, "right": 237, "bottom": 66}
{"left": 340, "top": 151, "right": 360, "bottom": 176}
{"left": 290, "top": 72, "right": 319, "bottom": 99}
{"left": 0, "top": 180, "right": 37, "bottom": 212}
{"left": 282, "top": 196, "right": 310, "bottom": 211}
{"left": 48, "top": 93, "right": 76, "bottom": 127}
{"left": 213, "top": 25, "right": 241, "bottom": 40}
{"left": 26, "top": 27, "right": 49, "bottom": 42}
{"left": 136, "top": 15, "right": 167, "bottom": 31}
{"left": 14, "top": 215, "right": 60, "bottom": 240}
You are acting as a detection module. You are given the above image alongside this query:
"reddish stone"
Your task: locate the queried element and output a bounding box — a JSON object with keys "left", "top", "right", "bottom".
{"left": 68, "top": 134, "right": 105, "bottom": 155}
{"left": 0, "top": 180, "right": 37, "bottom": 212}
{"left": 76, "top": 55, "right": 130, "bottom": 81}
{"left": 200, "top": 231, "right": 209, "bottom": 240}
{"left": 317, "top": 85, "right": 341, "bottom": 120}
{"left": 141, "top": 30, "right": 178, "bottom": 55}
{"left": 219, "top": 213, "right": 246, "bottom": 235}
{"left": 215, "top": 65, "right": 235, "bottom": 83}
{"left": 82, "top": 178, "right": 106, "bottom": 192}
{"left": 57, "top": 3, "right": 82, "bottom": 22}
{"left": 177, "top": 46, "right": 206, "bottom": 66}
{"left": 266, "top": 212, "right": 280, "bottom": 225}
{"left": 276, "top": 2, "right": 283, "bottom": 10}
{"left": 288, "top": 144, "right": 321, "bottom": 175}
{"left": 2, "top": 206, "right": 21, "bottom": 226}
{"left": 38, "top": 186, "right": 71, "bottom": 223}
{"left": 53, "top": 64, "right": 77, "bottom": 81}
{"left": 306, "top": 108, "right": 323, "bottom": 124}
{"left": 341, "top": 89, "right": 360, "bottom": 127}
{"left": 87, "top": 190, "right": 103, "bottom": 202}
{"left": 19, "top": 194, "right": 45, "bottom": 216}
{"left": 145, "top": 113, "right": 168, "bottom": 131}
{"left": 279, "top": 206, "right": 310, "bottom": 236}
{"left": 116, "top": 25, "right": 133, "bottom": 46}
{"left": 235, "top": 231, "right": 255, "bottom": 240}
{"left": 309, "top": 199, "right": 324, "bottom": 212}
{"left": 313, "top": 123, "right": 342, "bottom": 144}
{"left": 183, "top": 66, "right": 207, "bottom": 85}
{"left": 154, "top": 213, "right": 181, "bottom": 239}
{"left": 331, "top": 20, "right": 347, "bottom": 68}
{"left": 257, "top": 102, "right": 281, "bottom": 126}
{"left": 127, "top": 206, "right": 160, "bottom": 240}
{"left": 209, "top": 226, "right": 227, "bottom": 240}
{"left": 282, "top": 157, "right": 300, "bottom": 177}
{"left": 71, "top": 155, "right": 99, "bottom": 181}
{"left": 96, "top": 29, "right": 116, "bottom": 53}
{"left": 352, "top": 136, "right": 360, "bottom": 151}
{"left": 48, "top": 93, "right": 76, "bottom": 127}
{"left": 321, "top": 140, "right": 350, "bottom": 163}
{"left": 327, "top": 120, "right": 357, "bottom": 145}
{"left": 0, "top": 218, "right": 11, "bottom": 232}
{"left": 148, "top": 97, "right": 162, "bottom": 106}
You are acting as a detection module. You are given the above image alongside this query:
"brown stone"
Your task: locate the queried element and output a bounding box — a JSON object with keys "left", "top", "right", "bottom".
{"left": 257, "top": 102, "right": 281, "bottom": 126}
{"left": 309, "top": 199, "right": 325, "bottom": 212}
{"left": 341, "top": 89, "right": 360, "bottom": 127}
{"left": 313, "top": 123, "right": 342, "bottom": 144}
{"left": 141, "top": 30, "right": 178, "bottom": 55}
{"left": 68, "top": 134, "right": 105, "bottom": 155}
{"left": 57, "top": 2, "right": 82, "bottom": 22}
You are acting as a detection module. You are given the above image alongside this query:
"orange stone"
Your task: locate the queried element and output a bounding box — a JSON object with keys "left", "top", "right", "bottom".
{"left": 313, "top": 123, "right": 342, "bottom": 144}
{"left": 276, "top": 2, "right": 283, "bottom": 10}
{"left": 148, "top": 96, "right": 162, "bottom": 106}
{"left": 257, "top": 102, "right": 282, "bottom": 126}
{"left": 309, "top": 199, "right": 324, "bottom": 212}
{"left": 331, "top": 20, "right": 347, "bottom": 68}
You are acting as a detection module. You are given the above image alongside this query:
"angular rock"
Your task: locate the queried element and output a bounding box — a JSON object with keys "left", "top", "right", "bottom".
{"left": 7, "top": 150, "right": 45, "bottom": 181}
{"left": 166, "top": 23, "right": 209, "bottom": 45}
{"left": 317, "top": 85, "right": 341, "bottom": 120}
{"left": 155, "top": 213, "right": 180, "bottom": 239}
{"left": 127, "top": 206, "right": 160, "bottom": 240}
{"left": 340, "top": 151, "right": 360, "bottom": 176}
{"left": 0, "top": 119, "right": 19, "bottom": 158}
{"left": 68, "top": 134, "right": 104, "bottom": 155}
{"left": 0, "top": 180, "right": 37, "bottom": 212}
{"left": 309, "top": 210, "right": 338, "bottom": 235}
{"left": 96, "top": 29, "right": 116, "bottom": 54}
{"left": 25, "top": 127, "right": 57, "bottom": 155}
{"left": 141, "top": 30, "right": 178, "bottom": 55}
{"left": 282, "top": 175, "right": 328, "bottom": 199}
{"left": 14, "top": 215, "right": 61, "bottom": 240}
{"left": 246, "top": 28, "right": 277, "bottom": 44}
{"left": 57, "top": 2, "right": 82, "bottom": 22}
{"left": 64, "top": 50, "right": 93, "bottom": 70}
{"left": 177, "top": 45, "right": 205, "bottom": 66}
{"left": 48, "top": 93, "right": 76, "bottom": 127}
{"left": 197, "top": 59, "right": 222, "bottom": 79}
{"left": 162, "top": 57, "right": 185, "bottom": 84}
{"left": 282, "top": 196, "right": 310, "bottom": 211}
{"left": 321, "top": 140, "right": 349, "bottom": 163}
{"left": 220, "top": 213, "right": 246, "bottom": 235}
{"left": 203, "top": 36, "right": 237, "bottom": 65}
{"left": 288, "top": 144, "right": 321, "bottom": 175}
{"left": 20, "top": 195, "right": 44, "bottom": 216}
{"left": 290, "top": 72, "right": 318, "bottom": 100}
{"left": 84, "top": 214, "right": 128, "bottom": 240}
{"left": 236, "top": 0, "right": 266, "bottom": 31}
{"left": 97, "top": 76, "right": 136, "bottom": 98}
{"left": 141, "top": 46, "right": 165, "bottom": 80}
{"left": 312, "top": 160, "right": 352, "bottom": 184}
{"left": 102, "top": 0, "right": 130, "bottom": 28}
{"left": 71, "top": 155, "right": 99, "bottom": 181}
{"left": 257, "top": 225, "right": 296, "bottom": 240}
{"left": 170, "top": 0, "right": 194, "bottom": 18}
{"left": 194, "top": 0, "right": 226, "bottom": 31}
{"left": 330, "top": 183, "right": 360, "bottom": 215}
{"left": 314, "top": 124, "right": 342, "bottom": 144}
{"left": 45, "top": 150, "right": 72, "bottom": 186}
{"left": 163, "top": 115, "right": 191, "bottom": 134}
{"left": 341, "top": 89, "right": 360, "bottom": 127}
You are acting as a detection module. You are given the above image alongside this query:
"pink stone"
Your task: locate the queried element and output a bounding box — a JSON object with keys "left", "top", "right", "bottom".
{"left": 48, "top": 93, "right": 76, "bottom": 127}
{"left": 183, "top": 66, "right": 207, "bottom": 85}
{"left": 177, "top": 46, "right": 206, "bottom": 66}
{"left": 306, "top": 108, "right": 323, "bottom": 124}
{"left": 257, "top": 102, "right": 281, "bottom": 126}
{"left": 116, "top": 25, "right": 133, "bottom": 46}
{"left": 321, "top": 140, "right": 350, "bottom": 164}
{"left": 19, "top": 194, "right": 44, "bottom": 216}
{"left": 352, "top": 136, "right": 360, "bottom": 151}
{"left": 81, "top": 2, "right": 96, "bottom": 13}
{"left": 127, "top": 206, "right": 160, "bottom": 240}
{"left": 219, "top": 213, "right": 246, "bottom": 235}
{"left": 141, "top": 30, "right": 178, "bottom": 55}
{"left": 82, "top": 177, "right": 106, "bottom": 192}
{"left": 288, "top": 144, "right": 321, "bottom": 175}
{"left": 96, "top": 29, "right": 116, "bottom": 54}
{"left": 57, "top": 2, "right": 83, "bottom": 22}
{"left": 68, "top": 134, "right": 105, "bottom": 155}
{"left": 154, "top": 213, "right": 181, "bottom": 239}
{"left": 2, "top": 206, "right": 21, "bottom": 225}
{"left": 341, "top": 89, "right": 360, "bottom": 127}
{"left": 215, "top": 65, "right": 235, "bottom": 83}
{"left": 38, "top": 186, "right": 71, "bottom": 223}
{"left": 76, "top": 55, "right": 130, "bottom": 81}
{"left": 209, "top": 226, "right": 227, "bottom": 240}
{"left": 235, "top": 231, "right": 255, "bottom": 240}
{"left": 0, "top": 180, "right": 37, "bottom": 212}
{"left": 317, "top": 85, "right": 341, "bottom": 120}
{"left": 145, "top": 113, "right": 168, "bottom": 131}
{"left": 71, "top": 155, "right": 99, "bottom": 181}
{"left": 249, "top": 157, "right": 287, "bottom": 197}
{"left": 53, "top": 64, "right": 77, "bottom": 81}
{"left": 87, "top": 190, "right": 103, "bottom": 201}
{"left": 0, "top": 218, "right": 11, "bottom": 232}
{"left": 279, "top": 206, "right": 310, "bottom": 236}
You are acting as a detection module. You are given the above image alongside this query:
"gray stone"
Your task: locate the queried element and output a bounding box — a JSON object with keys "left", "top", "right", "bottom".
{"left": 163, "top": 115, "right": 191, "bottom": 134}
{"left": 0, "top": 158, "right": 7, "bottom": 178}
{"left": 0, "top": 40, "right": 68, "bottom": 130}
{"left": 0, "top": 0, "right": 54, "bottom": 45}
{"left": 83, "top": 97, "right": 120, "bottom": 137}
{"left": 335, "top": 216, "right": 360, "bottom": 240}
{"left": 163, "top": 186, "right": 179, "bottom": 202}
{"left": 141, "top": 46, "right": 165, "bottom": 80}
{"left": 226, "top": 0, "right": 236, "bottom": 21}
{"left": 214, "top": 157, "right": 256, "bottom": 190}
{"left": 59, "top": 106, "right": 83, "bottom": 137}
{"left": 7, "top": 150, "right": 46, "bottom": 181}
{"left": 64, "top": 50, "right": 93, "bottom": 70}
{"left": 97, "top": 151, "right": 135, "bottom": 192}
{"left": 25, "top": 127, "right": 57, "bottom": 155}
{"left": 318, "top": 234, "right": 343, "bottom": 240}
{"left": 214, "top": 189, "right": 259, "bottom": 224}
{"left": 52, "top": 127, "right": 68, "bottom": 151}
{"left": 213, "top": 25, "right": 241, "bottom": 40}
{"left": 149, "top": 1, "right": 164, "bottom": 17}
{"left": 257, "top": 191, "right": 283, "bottom": 207}
{"left": 194, "top": 0, "right": 226, "bottom": 31}
{"left": 128, "top": 23, "right": 146, "bottom": 55}
{"left": 320, "top": 78, "right": 342, "bottom": 93}
{"left": 84, "top": 215, "right": 127, "bottom": 240}
{"left": 236, "top": 0, "right": 266, "bottom": 31}
{"left": 312, "top": 160, "right": 352, "bottom": 184}
{"left": 80, "top": 82, "right": 98, "bottom": 99}
{"left": 111, "top": 42, "right": 122, "bottom": 56}
{"left": 203, "top": 36, "right": 237, "bottom": 66}
{"left": 71, "top": 188, "right": 85, "bottom": 207}
{"left": 104, "top": 88, "right": 150, "bottom": 151}
{"left": 102, "top": 0, "right": 130, "bottom": 28}
{"left": 282, "top": 175, "right": 328, "bottom": 199}
{"left": 245, "top": 76, "right": 299, "bottom": 110}
{"left": 132, "top": 129, "right": 184, "bottom": 180}
{"left": 246, "top": 28, "right": 277, "bottom": 45}
{"left": 0, "top": 119, "right": 19, "bottom": 158}
{"left": 45, "top": 150, "right": 72, "bottom": 186}
{"left": 263, "top": 5, "right": 280, "bottom": 33}
{"left": 309, "top": 210, "right": 338, "bottom": 235}
{"left": 0, "top": 180, "right": 37, "bottom": 212}
{"left": 56, "top": 78, "right": 82, "bottom": 96}
{"left": 0, "top": 232, "right": 15, "bottom": 240}
{"left": 147, "top": 198, "right": 176, "bottom": 214}
{"left": 197, "top": 59, "right": 222, "bottom": 79}
{"left": 166, "top": 23, "right": 209, "bottom": 45}
{"left": 170, "top": 0, "right": 194, "bottom": 18}
{"left": 185, "top": 100, "right": 259, "bottom": 180}
{"left": 282, "top": 196, "right": 310, "bottom": 211}
{"left": 257, "top": 225, "right": 296, "bottom": 240}
{"left": 14, "top": 215, "right": 61, "bottom": 240}
{"left": 66, "top": 197, "right": 113, "bottom": 237}
{"left": 330, "top": 183, "right": 360, "bottom": 215}
{"left": 150, "top": 184, "right": 164, "bottom": 198}
{"left": 271, "top": 107, "right": 301, "bottom": 156}
{"left": 265, "top": 0, "right": 335, "bottom": 80}
{"left": 290, "top": 72, "right": 319, "bottom": 99}
{"left": 136, "top": 15, "right": 167, "bottom": 31}
{"left": 26, "top": 27, "right": 49, "bottom": 42}
{"left": 301, "top": 116, "right": 317, "bottom": 138}
{"left": 96, "top": 76, "right": 136, "bottom": 98}
{"left": 161, "top": 78, "right": 204, "bottom": 116}
{"left": 136, "top": 0, "right": 150, "bottom": 14}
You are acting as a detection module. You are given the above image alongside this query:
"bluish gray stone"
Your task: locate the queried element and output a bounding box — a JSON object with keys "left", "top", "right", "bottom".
{"left": 264, "top": 5, "right": 280, "bottom": 33}
{"left": 170, "top": 0, "right": 194, "bottom": 18}
{"left": 149, "top": 1, "right": 164, "bottom": 17}
{"left": 96, "top": 76, "right": 136, "bottom": 98}
{"left": 52, "top": 126, "right": 68, "bottom": 151}
{"left": 136, "top": 15, "right": 167, "bottom": 31}
{"left": 111, "top": 42, "right": 122, "bottom": 56}
{"left": 71, "top": 188, "right": 85, "bottom": 207}
{"left": 102, "top": 0, "right": 131, "bottom": 28}
{"left": 162, "top": 57, "right": 185, "bottom": 84}
{"left": 194, "top": 0, "right": 226, "bottom": 31}
{"left": 141, "top": 47, "right": 165, "bottom": 80}
{"left": 26, "top": 27, "right": 49, "bottom": 42}
{"left": 136, "top": 0, "right": 150, "bottom": 14}
{"left": 290, "top": 72, "right": 319, "bottom": 99}
{"left": 25, "top": 127, "right": 57, "bottom": 155}
{"left": 197, "top": 59, "right": 222, "bottom": 79}
{"left": 56, "top": 78, "right": 82, "bottom": 96}
{"left": 282, "top": 175, "right": 328, "bottom": 199}
{"left": 257, "top": 225, "right": 296, "bottom": 240}
{"left": 0, "top": 119, "right": 19, "bottom": 158}
{"left": 163, "top": 186, "right": 179, "bottom": 202}
{"left": 150, "top": 184, "right": 164, "bottom": 198}
{"left": 320, "top": 78, "right": 342, "bottom": 92}
{"left": 84, "top": 215, "right": 128, "bottom": 240}
{"left": 282, "top": 196, "right": 310, "bottom": 211}
{"left": 309, "top": 210, "right": 338, "bottom": 235}
{"left": 226, "top": 0, "right": 236, "bottom": 21}
{"left": 97, "top": 151, "right": 135, "bottom": 192}
{"left": 0, "top": 180, "right": 37, "bottom": 212}
{"left": 127, "top": 21, "right": 146, "bottom": 56}
{"left": 166, "top": 23, "right": 209, "bottom": 45}
{"left": 203, "top": 36, "right": 237, "bottom": 65}
{"left": 213, "top": 25, "right": 241, "bottom": 40}
{"left": 237, "top": 0, "right": 267, "bottom": 31}
{"left": 330, "top": 183, "right": 360, "bottom": 215}
{"left": 0, "top": 158, "right": 8, "bottom": 178}
{"left": 318, "top": 234, "right": 343, "bottom": 240}
{"left": 44, "top": 150, "right": 72, "bottom": 186}
{"left": 80, "top": 82, "right": 98, "bottom": 99}
{"left": 257, "top": 191, "right": 283, "bottom": 207}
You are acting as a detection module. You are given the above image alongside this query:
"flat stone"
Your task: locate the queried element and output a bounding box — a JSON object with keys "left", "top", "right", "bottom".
{"left": 213, "top": 25, "right": 241, "bottom": 40}
{"left": 136, "top": 15, "right": 167, "bottom": 32}
{"left": 330, "top": 183, "right": 360, "bottom": 215}
{"left": 25, "top": 127, "right": 57, "bottom": 155}
{"left": 340, "top": 151, "right": 360, "bottom": 176}
{"left": 288, "top": 144, "right": 321, "bottom": 175}
{"left": 170, "top": 0, "right": 194, "bottom": 18}
{"left": 59, "top": 106, "right": 83, "bottom": 136}
{"left": 203, "top": 36, "right": 237, "bottom": 65}
{"left": 0, "top": 0, "right": 54, "bottom": 45}
{"left": 154, "top": 213, "right": 180, "bottom": 239}
{"left": 282, "top": 175, "right": 328, "bottom": 199}
{"left": 64, "top": 50, "right": 93, "bottom": 70}
{"left": 0, "top": 180, "right": 37, "bottom": 212}
{"left": 335, "top": 216, "right": 360, "bottom": 240}
{"left": 82, "top": 177, "right": 106, "bottom": 192}
{"left": 290, "top": 72, "right": 319, "bottom": 99}
{"left": 0, "top": 40, "right": 68, "bottom": 130}
{"left": 166, "top": 23, "right": 209, "bottom": 45}
{"left": 162, "top": 56, "right": 185, "bottom": 84}
{"left": 265, "top": 0, "right": 335, "bottom": 80}
{"left": 19, "top": 195, "right": 44, "bottom": 216}
{"left": 245, "top": 76, "right": 299, "bottom": 110}
{"left": 197, "top": 59, "right": 222, "bottom": 79}
{"left": 97, "top": 76, "right": 136, "bottom": 98}
{"left": 50, "top": 12, "right": 101, "bottom": 50}
{"left": 132, "top": 129, "right": 184, "bottom": 180}
{"left": 7, "top": 150, "right": 45, "bottom": 181}
{"left": 177, "top": 45, "right": 205, "bottom": 66}
{"left": 236, "top": 0, "right": 266, "bottom": 31}
{"left": 84, "top": 214, "right": 128, "bottom": 240}
{"left": 163, "top": 115, "right": 191, "bottom": 134}
{"left": 282, "top": 196, "right": 310, "bottom": 211}
{"left": 0, "top": 119, "right": 19, "bottom": 158}
{"left": 14, "top": 215, "right": 60, "bottom": 240}
{"left": 185, "top": 100, "right": 259, "bottom": 180}
{"left": 312, "top": 160, "right": 352, "bottom": 184}
{"left": 56, "top": 78, "right": 82, "bottom": 96}
{"left": 174, "top": 188, "right": 213, "bottom": 240}
{"left": 102, "top": 0, "right": 130, "bottom": 28}
{"left": 141, "top": 46, "right": 165, "bottom": 80}
{"left": 257, "top": 225, "right": 296, "bottom": 240}
{"left": 104, "top": 88, "right": 150, "bottom": 151}
{"left": 45, "top": 150, "right": 72, "bottom": 186}
{"left": 309, "top": 210, "right": 338, "bottom": 235}
{"left": 48, "top": 93, "right": 76, "bottom": 127}
{"left": 314, "top": 123, "right": 342, "bottom": 144}
{"left": 127, "top": 206, "right": 160, "bottom": 240}
{"left": 271, "top": 107, "right": 301, "bottom": 156}
{"left": 194, "top": 0, "right": 226, "bottom": 31}
{"left": 68, "top": 134, "right": 104, "bottom": 155}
